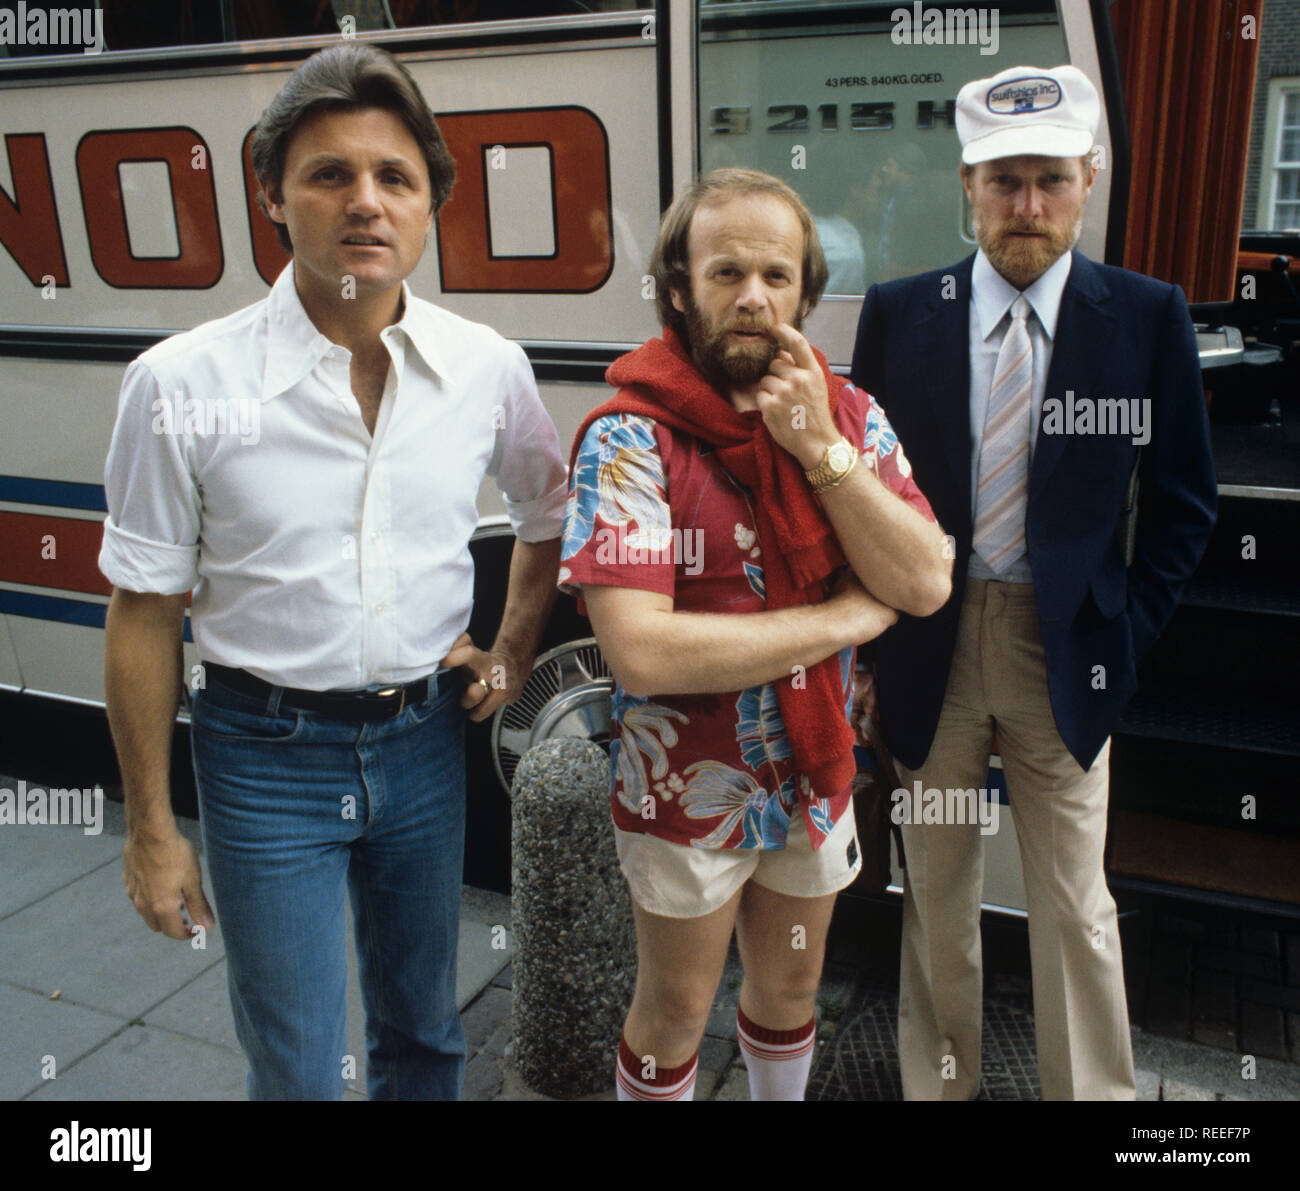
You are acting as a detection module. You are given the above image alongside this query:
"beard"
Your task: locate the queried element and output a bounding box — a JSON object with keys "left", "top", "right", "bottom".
{"left": 679, "top": 291, "right": 802, "bottom": 391}
{"left": 975, "top": 207, "right": 1084, "bottom": 290}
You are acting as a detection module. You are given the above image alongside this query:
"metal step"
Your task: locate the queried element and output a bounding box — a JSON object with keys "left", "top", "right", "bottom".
{"left": 1211, "top": 410, "right": 1300, "bottom": 493}
{"left": 1117, "top": 686, "right": 1300, "bottom": 757}
{"left": 1179, "top": 573, "right": 1300, "bottom": 618}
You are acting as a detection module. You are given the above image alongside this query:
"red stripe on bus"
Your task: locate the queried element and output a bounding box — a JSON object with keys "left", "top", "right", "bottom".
{"left": 0, "top": 511, "right": 112, "bottom": 596}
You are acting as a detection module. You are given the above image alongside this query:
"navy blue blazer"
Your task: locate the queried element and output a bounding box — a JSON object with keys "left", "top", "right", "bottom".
{"left": 850, "top": 252, "right": 1217, "bottom": 772}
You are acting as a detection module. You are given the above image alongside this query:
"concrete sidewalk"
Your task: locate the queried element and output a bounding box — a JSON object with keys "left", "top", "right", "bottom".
{"left": 3, "top": 778, "right": 1296, "bottom": 1101}
{"left": 0, "top": 783, "right": 512, "bottom": 1101}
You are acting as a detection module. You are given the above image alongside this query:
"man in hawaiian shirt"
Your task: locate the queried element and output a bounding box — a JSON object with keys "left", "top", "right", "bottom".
{"left": 559, "top": 168, "right": 951, "bottom": 1101}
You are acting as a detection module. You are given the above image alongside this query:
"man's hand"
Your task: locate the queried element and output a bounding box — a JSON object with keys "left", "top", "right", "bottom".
{"left": 123, "top": 827, "right": 215, "bottom": 940}
{"left": 827, "top": 569, "right": 899, "bottom": 644}
{"left": 756, "top": 323, "right": 840, "bottom": 469}
{"left": 440, "top": 632, "right": 528, "bottom": 723}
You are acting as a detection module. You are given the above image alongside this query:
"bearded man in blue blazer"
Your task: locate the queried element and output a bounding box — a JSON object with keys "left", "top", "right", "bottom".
{"left": 850, "top": 64, "right": 1217, "bottom": 1100}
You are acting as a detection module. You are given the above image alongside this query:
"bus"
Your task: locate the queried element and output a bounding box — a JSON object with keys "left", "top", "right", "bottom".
{"left": 2, "top": 1, "right": 1293, "bottom": 912}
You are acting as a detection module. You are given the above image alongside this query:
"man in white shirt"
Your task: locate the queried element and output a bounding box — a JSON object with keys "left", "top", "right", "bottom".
{"left": 851, "top": 65, "right": 1216, "bottom": 1099}
{"left": 99, "top": 44, "right": 567, "bottom": 1100}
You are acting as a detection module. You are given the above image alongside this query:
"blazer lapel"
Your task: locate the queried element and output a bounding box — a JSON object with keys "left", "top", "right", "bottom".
{"left": 1031, "top": 252, "right": 1117, "bottom": 495}
{"left": 912, "top": 255, "right": 975, "bottom": 507}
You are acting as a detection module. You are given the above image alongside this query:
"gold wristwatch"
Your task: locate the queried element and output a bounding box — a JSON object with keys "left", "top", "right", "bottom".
{"left": 804, "top": 435, "right": 858, "bottom": 494}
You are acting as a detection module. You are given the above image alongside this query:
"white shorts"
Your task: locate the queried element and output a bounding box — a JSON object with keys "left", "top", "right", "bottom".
{"left": 613, "top": 799, "right": 861, "bottom": 919}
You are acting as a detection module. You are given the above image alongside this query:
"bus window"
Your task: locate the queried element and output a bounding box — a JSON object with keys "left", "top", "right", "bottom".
{"left": 222, "top": 0, "right": 651, "bottom": 42}
{"left": 0, "top": 0, "right": 649, "bottom": 57}
{"left": 696, "top": 0, "right": 1067, "bottom": 295}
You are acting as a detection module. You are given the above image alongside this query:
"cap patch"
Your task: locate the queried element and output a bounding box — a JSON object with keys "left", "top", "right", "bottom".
{"left": 987, "top": 76, "right": 1062, "bottom": 116}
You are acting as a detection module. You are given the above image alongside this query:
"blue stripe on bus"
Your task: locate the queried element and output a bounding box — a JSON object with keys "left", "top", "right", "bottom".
{"left": 0, "top": 475, "right": 108, "bottom": 512}
{"left": 0, "top": 590, "right": 193, "bottom": 641}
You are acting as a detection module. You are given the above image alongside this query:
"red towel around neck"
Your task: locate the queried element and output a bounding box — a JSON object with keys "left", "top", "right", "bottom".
{"left": 569, "top": 326, "right": 859, "bottom": 805}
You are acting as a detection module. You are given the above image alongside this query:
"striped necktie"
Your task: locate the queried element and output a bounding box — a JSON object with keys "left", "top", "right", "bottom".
{"left": 973, "top": 296, "right": 1033, "bottom": 574}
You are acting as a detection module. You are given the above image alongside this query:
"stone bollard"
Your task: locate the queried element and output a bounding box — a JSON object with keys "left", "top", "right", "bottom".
{"left": 510, "top": 736, "right": 635, "bottom": 1097}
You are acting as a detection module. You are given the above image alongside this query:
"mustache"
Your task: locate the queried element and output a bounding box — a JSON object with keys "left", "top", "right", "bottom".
{"left": 725, "top": 320, "right": 775, "bottom": 338}
{"left": 998, "top": 219, "right": 1053, "bottom": 237}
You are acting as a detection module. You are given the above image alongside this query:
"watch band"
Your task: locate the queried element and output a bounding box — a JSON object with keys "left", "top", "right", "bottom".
{"left": 805, "top": 435, "right": 858, "bottom": 494}
{"left": 811, "top": 449, "right": 858, "bottom": 495}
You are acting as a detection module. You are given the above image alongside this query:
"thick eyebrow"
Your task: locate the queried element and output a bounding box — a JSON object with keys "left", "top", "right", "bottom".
{"left": 297, "top": 153, "right": 347, "bottom": 172}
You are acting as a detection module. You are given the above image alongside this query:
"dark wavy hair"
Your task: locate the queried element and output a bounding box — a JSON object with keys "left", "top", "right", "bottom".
{"left": 649, "top": 168, "right": 828, "bottom": 335}
{"left": 250, "top": 44, "right": 456, "bottom": 253}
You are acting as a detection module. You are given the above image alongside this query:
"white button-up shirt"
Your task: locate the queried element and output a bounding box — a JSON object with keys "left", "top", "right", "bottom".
{"left": 99, "top": 263, "right": 567, "bottom": 690}
{"left": 967, "top": 247, "right": 1073, "bottom": 582}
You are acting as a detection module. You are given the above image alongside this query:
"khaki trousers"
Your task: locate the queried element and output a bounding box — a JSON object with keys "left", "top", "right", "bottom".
{"left": 896, "top": 578, "right": 1136, "bottom": 1100}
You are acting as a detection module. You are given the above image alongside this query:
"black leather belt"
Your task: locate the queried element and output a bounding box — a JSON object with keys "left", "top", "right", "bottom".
{"left": 204, "top": 663, "right": 447, "bottom": 723}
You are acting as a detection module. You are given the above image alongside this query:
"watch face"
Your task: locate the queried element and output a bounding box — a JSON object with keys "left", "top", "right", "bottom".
{"left": 828, "top": 440, "right": 854, "bottom": 473}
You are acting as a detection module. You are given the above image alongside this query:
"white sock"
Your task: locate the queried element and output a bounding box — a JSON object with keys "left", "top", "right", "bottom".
{"left": 737, "top": 1008, "right": 816, "bottom": 1101}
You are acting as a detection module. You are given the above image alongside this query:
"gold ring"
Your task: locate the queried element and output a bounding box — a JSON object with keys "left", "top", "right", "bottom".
{"left": 476, "top": 677, "right": 490, "bottom": 692}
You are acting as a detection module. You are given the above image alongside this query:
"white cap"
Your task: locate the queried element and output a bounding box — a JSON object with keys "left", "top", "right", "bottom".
{"left": 956, "top": 64, "right": 1099, "bottom": 165}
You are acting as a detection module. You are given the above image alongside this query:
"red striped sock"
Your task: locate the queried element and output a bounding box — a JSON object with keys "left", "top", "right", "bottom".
{"left": 615, "top": 1033, "right": 697, "bottom": 1101}
{"left": 736, "top": 1007, "right": 816, "bottom": 1101}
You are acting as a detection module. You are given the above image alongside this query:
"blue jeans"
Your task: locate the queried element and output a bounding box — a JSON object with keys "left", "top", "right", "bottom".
{"left": 191, "top": 669, "right": 468, "bottom": 1100}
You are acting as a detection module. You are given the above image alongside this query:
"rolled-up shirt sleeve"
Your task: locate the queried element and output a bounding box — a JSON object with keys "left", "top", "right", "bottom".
{"left": 490, "top": 345, "right": 568, "bottom": 542}
{"left": 98, "top": 358, "right": 201, "bottom": 595}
